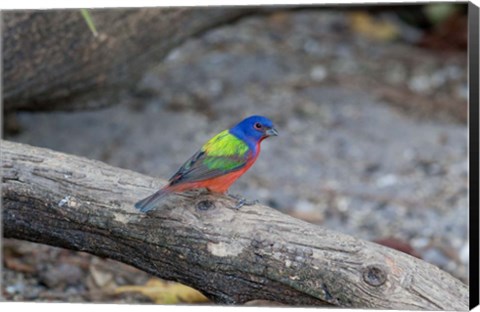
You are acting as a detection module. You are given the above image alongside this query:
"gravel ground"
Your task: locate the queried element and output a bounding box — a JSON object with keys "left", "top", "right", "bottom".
{"left": 3, "top": 9, "right": 469, "bottom": 303}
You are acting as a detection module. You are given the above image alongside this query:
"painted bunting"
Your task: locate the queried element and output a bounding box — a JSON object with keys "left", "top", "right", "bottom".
{"left": 135, "top": 115, "right": 278, "bottom": 212}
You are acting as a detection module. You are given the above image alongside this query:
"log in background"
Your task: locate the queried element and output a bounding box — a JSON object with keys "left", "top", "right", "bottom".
{"left": 2, "top": 8, "right": 250, "bottom": 112}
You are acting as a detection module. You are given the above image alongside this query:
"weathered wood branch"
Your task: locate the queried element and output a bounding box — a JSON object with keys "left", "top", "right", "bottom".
{"left": 1, "top": 140, "right": 469, "bottom": 309}
{"left": 3, "top": 8, "right": 251, "bottom": 112}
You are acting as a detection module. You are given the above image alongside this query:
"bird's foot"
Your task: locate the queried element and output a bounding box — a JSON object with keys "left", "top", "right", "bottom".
{"left": 227, "top": 193, "right": 259, "bottom": 209}
{"left": 234, "top": 198, "right": 259, "bottom": 209}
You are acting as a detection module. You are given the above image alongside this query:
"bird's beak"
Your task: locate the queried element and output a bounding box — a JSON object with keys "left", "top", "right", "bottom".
{"left": 265, "top": 127, "right": 279, "bottom": 137}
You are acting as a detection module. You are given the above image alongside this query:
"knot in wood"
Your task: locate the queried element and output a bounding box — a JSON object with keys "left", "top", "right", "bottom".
{"left": 362, "top": 265, "right": 387, "bottom": 287}
{"left": 196, "top": 200, "right": 215, "bottom": 211}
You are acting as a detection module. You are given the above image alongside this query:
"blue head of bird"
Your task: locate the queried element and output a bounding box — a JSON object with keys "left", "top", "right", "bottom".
{"left": 229, "top": 115, "right": 278, "bottom": 147}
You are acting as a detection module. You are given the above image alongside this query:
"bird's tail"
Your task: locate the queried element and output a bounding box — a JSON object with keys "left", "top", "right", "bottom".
{"left": 134, "top": 187, "right": 171, "bottom": 212}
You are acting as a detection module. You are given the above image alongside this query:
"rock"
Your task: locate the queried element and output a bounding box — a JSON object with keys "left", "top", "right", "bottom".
{"left": 459, "top": 243, "right": 469, "bottom": 264}
{"left": 310, "top": 65, "right": 328, "bottom": 82}
{"left": 39, "top": 263, "right": 84, "bottom": 289}
{"left": 410, "top": 237, "right": 431, "bottom": 249}
{"left": 422, "top": 248, "right": 450, "bottom": 268}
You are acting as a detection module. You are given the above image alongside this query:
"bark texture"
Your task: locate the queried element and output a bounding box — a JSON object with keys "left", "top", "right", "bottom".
{"left": 2, "top": 8, "right": 250, "bottom": 112}
{"left": 1, "top": 140, "right": 469, "bottom": 309}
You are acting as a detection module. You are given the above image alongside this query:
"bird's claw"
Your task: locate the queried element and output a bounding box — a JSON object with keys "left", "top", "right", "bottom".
{"left": 234, "top": 198, "right": 259, "bottom": 209}
{"left": 228, "top": 193, "right": 259, "bottom": 209}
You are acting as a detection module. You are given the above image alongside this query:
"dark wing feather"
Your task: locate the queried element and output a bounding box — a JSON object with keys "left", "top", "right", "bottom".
{"left": 169, "top": 149, "right": 248, "bottom": 186}
{"left": 169, "top": 130, "right": 252, "bottom": 185}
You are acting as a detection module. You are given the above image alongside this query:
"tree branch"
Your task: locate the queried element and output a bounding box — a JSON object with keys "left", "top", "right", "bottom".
{"left": 3, "top": 8, "right": 251, "bottom": 112}
{"left": 1, "top": 140, "right": 469, "bottom": 309}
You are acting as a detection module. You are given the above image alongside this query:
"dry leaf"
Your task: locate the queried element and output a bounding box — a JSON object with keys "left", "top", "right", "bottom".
{"left": 88, "top": 264, "right": 117, "bottom": 292}
{"left": 349, "top": 11, "right": 399, "bottom": 41}
{"left": 4, "top": 257, "right": 36, "bottom": 273}
{"left": 289, "top": 211, "right": 324, "bottom": 224}
{"left": 114, "top": 278, "right": 209, "bottom": 304}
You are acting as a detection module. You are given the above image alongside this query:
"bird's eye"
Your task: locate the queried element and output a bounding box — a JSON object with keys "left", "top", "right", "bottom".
{"left": 254, "top": 122, "right": 262, "bottom": 130}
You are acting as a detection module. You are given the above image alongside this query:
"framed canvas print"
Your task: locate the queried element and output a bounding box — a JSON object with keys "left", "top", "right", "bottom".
{"left": 1, "top": 0, "right": 478, "bottom": 310}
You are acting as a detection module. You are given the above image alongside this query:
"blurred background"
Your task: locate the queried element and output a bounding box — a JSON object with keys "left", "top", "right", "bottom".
{"left": 3, "top": 3, "right": 469, "bottom": 304}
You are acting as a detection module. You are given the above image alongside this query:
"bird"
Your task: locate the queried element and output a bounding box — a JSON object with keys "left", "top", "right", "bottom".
{"left": 134, "top": 115, "right": 278, "bottom": 212}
